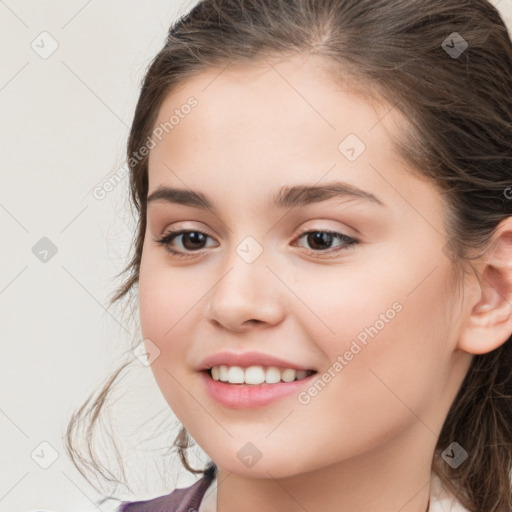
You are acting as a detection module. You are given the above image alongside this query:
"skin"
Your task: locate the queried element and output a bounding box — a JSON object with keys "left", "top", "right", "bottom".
{"left": 138, "top": 54, "right": 512, "bottom": 512}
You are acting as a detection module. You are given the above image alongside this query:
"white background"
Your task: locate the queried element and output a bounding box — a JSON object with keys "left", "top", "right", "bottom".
{"left": 1, "top": 1, "right": 512, "bottom": 511}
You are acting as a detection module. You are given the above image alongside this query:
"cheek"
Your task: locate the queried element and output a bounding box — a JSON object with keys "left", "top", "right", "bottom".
{"left": 138, "top": 253, "right": 200, "bottom": 367}
{"left": 265, "top": 285, "right": 450, "bottom": 472}
{"left": 289, "top": 263, "right": 405, "bottom": 353}
{"left": 293, "top": 260, "right": 452, "bottom": 420}
{"left": 138, "top": 255, "right": 203, "bottom": 420}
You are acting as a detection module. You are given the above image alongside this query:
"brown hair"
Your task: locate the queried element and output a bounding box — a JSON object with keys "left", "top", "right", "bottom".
{"left": 65, "top": 1, "right": 512, "bottom": 510}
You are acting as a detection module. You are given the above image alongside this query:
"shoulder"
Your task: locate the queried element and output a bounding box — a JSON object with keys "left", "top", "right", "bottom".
{"left": 117, "top": 468, "right": 215, "bottom": 512}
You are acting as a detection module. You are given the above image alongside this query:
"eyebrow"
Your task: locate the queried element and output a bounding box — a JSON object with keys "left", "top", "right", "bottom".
{"left": 146, "top": 181, "right": 386, "bottom": 211}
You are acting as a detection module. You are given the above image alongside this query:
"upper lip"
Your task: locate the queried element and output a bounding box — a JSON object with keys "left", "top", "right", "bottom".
{"left": 198, "top": 351, "right": 317, "bottom": 371}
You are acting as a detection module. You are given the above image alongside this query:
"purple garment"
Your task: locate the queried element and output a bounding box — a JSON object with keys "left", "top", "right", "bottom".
{"left": 118, "top": 463, "right": 217, "bottom": 512}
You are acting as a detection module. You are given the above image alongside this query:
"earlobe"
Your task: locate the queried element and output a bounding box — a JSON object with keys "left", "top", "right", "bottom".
{"left": 457, "top": 218, "right": 512, "bottom": 355}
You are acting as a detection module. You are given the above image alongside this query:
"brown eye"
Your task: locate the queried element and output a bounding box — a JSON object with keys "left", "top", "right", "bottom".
{"left": 305, "top": 232, "right": 335, "bottom": 250}
{"left": 154, "top": 229, "right": 217, "bottom": 258}
{"left": 294, "top": 230, "right": 358, "bottom": 256}
{"left": 179, "top": 231, "right": 208, "bottom": 250}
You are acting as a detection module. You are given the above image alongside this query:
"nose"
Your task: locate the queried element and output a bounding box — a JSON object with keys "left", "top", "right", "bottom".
{"left": 206, "top": 247, "right": 287, "bottom": 332}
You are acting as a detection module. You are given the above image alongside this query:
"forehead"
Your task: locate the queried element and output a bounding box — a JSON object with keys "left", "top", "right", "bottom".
{"left": 151, "top": 54, "right": 395, "bottom": 146}
{"left": 145, "top": 55, "right": 443, "bottom": 224}
{"left": 151, "top": 57, "right": 400, "bottom": 158}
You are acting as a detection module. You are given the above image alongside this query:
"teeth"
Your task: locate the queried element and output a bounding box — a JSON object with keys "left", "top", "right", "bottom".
{"left": 210, "top": 365, "right": 313, "bottom": 385}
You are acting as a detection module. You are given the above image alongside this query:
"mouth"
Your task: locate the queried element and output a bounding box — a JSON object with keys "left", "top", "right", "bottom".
{"left": 200, "top": 366, "right": 319, "bottom": 409}
{"left": 202, "top": 366, "right": 318, "bottom": 386}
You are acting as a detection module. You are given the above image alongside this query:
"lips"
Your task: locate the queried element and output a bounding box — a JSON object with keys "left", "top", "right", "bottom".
{"left": 198, "top": 350, "right": 317, "bottom": 372}
{"left": 201, "top": 369, "right": 318, "bottom": 409}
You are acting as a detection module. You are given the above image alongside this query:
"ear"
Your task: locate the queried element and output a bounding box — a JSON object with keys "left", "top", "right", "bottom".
{"left": 457, "top": 216, "right": 512, "bottom": 355}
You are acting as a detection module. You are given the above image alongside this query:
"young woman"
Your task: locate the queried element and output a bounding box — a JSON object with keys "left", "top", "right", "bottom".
{"left": 66, "top": 1, "right": 512, "bottom": 511}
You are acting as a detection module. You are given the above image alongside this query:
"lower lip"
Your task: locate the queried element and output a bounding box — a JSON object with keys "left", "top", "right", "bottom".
{"left": 200, "top": 370, "right": 317, "bottom": 409}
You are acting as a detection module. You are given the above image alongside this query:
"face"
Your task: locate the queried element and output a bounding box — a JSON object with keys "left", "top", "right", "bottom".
{"left": 138, "top": 55, "right": 472, "bottom": 478}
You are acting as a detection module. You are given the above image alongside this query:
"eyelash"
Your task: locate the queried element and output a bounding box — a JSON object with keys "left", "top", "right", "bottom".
{"left": 153, "top": 227, "right": 359, "bottom": 259}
